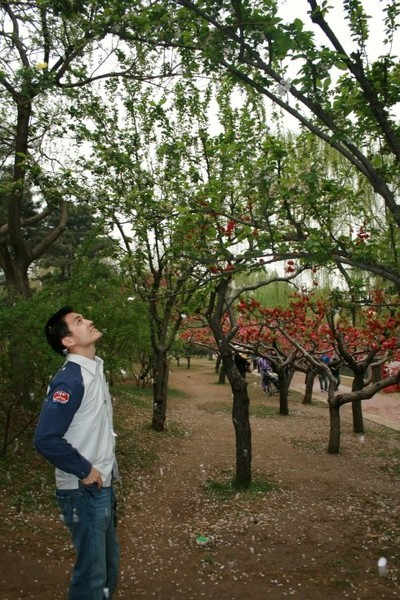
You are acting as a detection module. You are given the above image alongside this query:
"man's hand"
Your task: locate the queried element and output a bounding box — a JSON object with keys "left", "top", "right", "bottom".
{"left": 81, "top": 466, "right": 103, "bottom": 487}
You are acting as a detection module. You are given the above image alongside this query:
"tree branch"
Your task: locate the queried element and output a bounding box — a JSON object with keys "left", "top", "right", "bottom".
{"left": 31, "top": 202, "right": 68, "bottom": 260}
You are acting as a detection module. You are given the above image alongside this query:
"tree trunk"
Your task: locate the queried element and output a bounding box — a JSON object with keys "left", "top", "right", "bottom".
{"left": 351, "top": 400, "right": 364, "bottom": 434}
{"left": 302, "top": 370, "right": 315, "bottom": 404}
{"left": 327, "top": 394, "right": 341, "bottom": 454}
{"left": 277, "top": 366, "right": 292, "bottom": 415}
{"left": 1, "top": 93, "right": 68, "bottom": 302}
{"left": 0, "top": 404, "right": 13, "bottom": 457}
{"left": 216, "top": 354, "right": 252, "bottom": 487}
{"left": 351, "top": 373, "right": 365, "bottom": 434}
{"left": 152, "top": 350, "right": 169, "bottom": 431}
{"left": 278, "top": 380, "right": 289, "bottom": 415}
{"left": 0, "top": 246, "right": 31, "bottom": 300}
{"left": 231, "top": 374, "right": 252, "bottom": 488}
{"left": 206, "top": 278, "right": 252, "bottom": 488}
{"left": 2, "top": 98, "right": 32, "bottom": 300}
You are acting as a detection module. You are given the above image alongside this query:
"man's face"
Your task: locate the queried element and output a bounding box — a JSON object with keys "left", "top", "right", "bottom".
{"left": 62, "top": 312, "right": 102, "bottom": 353}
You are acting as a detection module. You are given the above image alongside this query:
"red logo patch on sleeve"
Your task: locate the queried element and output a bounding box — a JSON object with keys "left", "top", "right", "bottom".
{"left": 53, "top": 390, "right": 70, "bottom": 404}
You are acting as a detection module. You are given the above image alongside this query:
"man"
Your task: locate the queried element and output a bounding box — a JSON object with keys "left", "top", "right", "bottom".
{"left": 329, "top": 357, "right": 341, "bottom": 391}
{"left": 318, "top": 353, "right": 331, "bottom": 392}
{"left": 34, "top": 307, "right": 119, "bottom": 600}
{"left": 258, "top": 355, "right": 273, "bottom": 392}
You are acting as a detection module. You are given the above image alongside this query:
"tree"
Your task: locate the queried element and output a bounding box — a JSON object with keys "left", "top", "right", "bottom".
{"left": 324, "top": 288, "right": 400, "bottom": 443}
{"left": 169, "top": 0, "right": 400, "bottom": 286}
{"left": 0, "top": 0, "right": 179, "bottom": 300}
{"left": 79, "top": 78, "right": 218, "bottom": 431}
{"left": 185, "top": 281, "right": 400, "bottom": 455}
{"left": 238, "top": 287, "right": 400, "bottom": 452}
{"left": 205, "top": 275, "right": 253, "bottom": 487}
{"left": 101, "top": 80, "right": 320, "bottom": 487}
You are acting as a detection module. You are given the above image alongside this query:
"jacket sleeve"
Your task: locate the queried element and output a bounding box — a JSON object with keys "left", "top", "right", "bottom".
{"left": 34, "top": 366, "right": 92, "bottom": 479}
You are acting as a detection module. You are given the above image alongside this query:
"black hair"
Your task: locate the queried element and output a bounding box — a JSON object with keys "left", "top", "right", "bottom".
{"left": 45, "top": 306, "right": 74, "bottom": 355}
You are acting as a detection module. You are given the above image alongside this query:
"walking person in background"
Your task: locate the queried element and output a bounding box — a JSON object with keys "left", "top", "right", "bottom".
{"left": 329, "top": 357, "right": 341, "bottom": 391}
{"left": 258, "top": 354, "right": 279, "bottom": 395}
{"left": 258, "top": 355, "right": 273, "bottom": 392}
{"left": 318, "top": 353, "right": 331, "bottom": 392}
{"left": 34, "top": 307, "right": 120, "bottom": 600}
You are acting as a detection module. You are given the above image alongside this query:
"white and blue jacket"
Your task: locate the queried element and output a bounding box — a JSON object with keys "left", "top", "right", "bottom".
{"left": 34, "top": 354, "right": 117, "bottom": 490}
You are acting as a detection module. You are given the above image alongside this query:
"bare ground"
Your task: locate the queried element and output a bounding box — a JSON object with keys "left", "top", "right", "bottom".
{"left": 1, "top": 358, "right": 400, "bottom": 600}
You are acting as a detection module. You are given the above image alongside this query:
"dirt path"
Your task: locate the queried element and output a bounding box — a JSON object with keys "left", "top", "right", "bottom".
{"left": 116, "top": 360, "right": 400, "bottom": 600}
{"left": 2, "top": 358, "right": 400, "bottom": 600}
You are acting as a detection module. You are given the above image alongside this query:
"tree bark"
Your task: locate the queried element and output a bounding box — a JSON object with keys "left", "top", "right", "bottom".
{"left": 2, "top": 99, "right": 33, "bottom": 299}
{"left": 1, "top": 96, "right": 68, "bottom": 300}
{"left": 327, "top": 397, "right": 341, "bottom": 454}
{"left": 351, "top": 372, "right": 365, "bottom": 433}
{"left": 232, "top": 374, "right": 252, "bottom": 488}
{"left": 278, "top": 376, "right": 290, "bottom": 415}
{"left": 206, "top": 278, "right": 252, "bottom": 488}
{"left": 0, "top": 247, "right": 31, "bottom": 300}
{"left": 151, "top": 350, "right": 169, "bottom": 431}
{"left": 351, "top": 399, "right": 364, "bottom": 434}
{"left": 302, "top": 369, "right": 316, "bottom": 404}
{"left": 277, "top": 364, "right": 293, "bottom": 415}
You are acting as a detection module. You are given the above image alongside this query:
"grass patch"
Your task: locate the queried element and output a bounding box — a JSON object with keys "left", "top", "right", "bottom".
{"left": 166, "top": 387, "right": 187, "bottom": 400}
{"left": 201, "top": 401, "right": 231, "bottom": 415}
{"left": 204, "top": 474, "right": 277, "bottom": 500}
{"left": 164, "top": 419, "right": 188, "bottom": 438}
{"left": 112, "top": 383, "right": 185, "bottom": 406}
{"left": 372, "top": 428, "right": 400, "bottom": 442}
{"left": 330, "top": 558, "right": 361, "bottom": 577}
{"left": 332, "top": 579, "right": 354, "bottom": 589}
{"left": 112, "top": 383, "right": 153, "bottom": 406}
{"left": 251, "top": 404, "right": 282, "bottom": 419}
{"left": 378, "top": 448, "right": 400, "bottom": 478}
{"left": 113, "top": 387, "right": 157, "bottom": 478}
{"left": 290, "top": 437, "right": 327, "bottom": 453}
{"left": 201, "top": 401, "right": 284, "bottom": 420}
{"left": 0, "top": 452, "right": 55, "bottom": 515}
{"left": 113, "top": 388, "right": 188, "bottom": 502}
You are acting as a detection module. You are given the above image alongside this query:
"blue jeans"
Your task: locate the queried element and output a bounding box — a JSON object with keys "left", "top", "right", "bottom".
{"left": 56, "top": 484, "right": 119, "bottom": 600}
{"left": 318, "top": 374, "right": 328, "bottom": 391}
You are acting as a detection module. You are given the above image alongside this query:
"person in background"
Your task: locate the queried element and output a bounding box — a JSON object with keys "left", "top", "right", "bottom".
{"left": 318, "top": 353, "right": 331, "bottom": 392}
{"left": 258, "top": 355, "right": 273, "bottom": 392}
{"left": 329, "top": 357, "right": 341, "bottom": 391}
{"left": 34, "top": 306, "right": 120, "bottom": 600}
